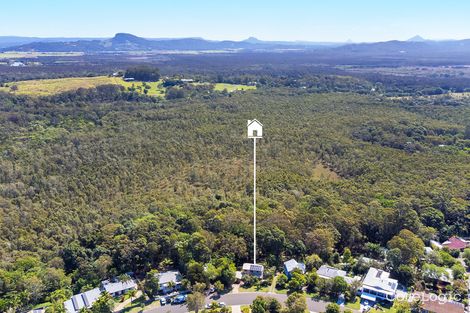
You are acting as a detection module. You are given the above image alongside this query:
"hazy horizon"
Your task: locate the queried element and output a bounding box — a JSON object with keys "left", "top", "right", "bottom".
{"left": 1, "top": 0, "right": 470, "bottom": 42}
{"left": 0, "top": 33, "right": 458, "bottom": 44}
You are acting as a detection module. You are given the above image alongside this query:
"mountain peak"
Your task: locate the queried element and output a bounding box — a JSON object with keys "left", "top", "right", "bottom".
{"left": 243, "top": 36, "right": 262, "bottom": 43}
{"left": 113, "top": 33, "right": 141, "bottom": 41}
{"left": 109, "top": 33, "right": 149, "bottom": 47}
{"left": 407, "top": 35, "right": 426, "bottom": 42}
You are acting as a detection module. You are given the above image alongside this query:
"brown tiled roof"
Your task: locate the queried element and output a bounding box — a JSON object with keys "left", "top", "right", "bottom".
{"left": 422, "top": 300, "right": 464, "bottom": 313}
{"left": 417, "top": 293, "right": 465, "bottom": 313}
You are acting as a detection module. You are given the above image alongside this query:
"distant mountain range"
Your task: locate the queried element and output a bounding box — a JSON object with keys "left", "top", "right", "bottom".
{"left": 2, "top": 33, "right": 470, "bottom": 58}
{"left": 0, "top": 33, "right": 344, "bottom": 52}
{"left": 0, "top": 36, "right": 106, "bottom": 49}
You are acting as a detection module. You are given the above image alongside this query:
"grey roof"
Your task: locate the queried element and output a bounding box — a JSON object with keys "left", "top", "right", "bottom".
{"left": 284, "top": 259, "right": 306, "bottom": 273}
{"left": 317, "top": 265, "right": 361, "bottom": 284}
{"left": 102, "top": 279, "right": 137, "bottom": 294}
{"left": 317, "top": 265, "right": 347, "bottom": 279}
{"left": 64, "top": 288, "right": 101, "bottom": 313}
{"left": 362, "top": 267, "right": 398, "bottom": 295}
{"left": 157, "top": 270, "right": 182, "bottom": 285}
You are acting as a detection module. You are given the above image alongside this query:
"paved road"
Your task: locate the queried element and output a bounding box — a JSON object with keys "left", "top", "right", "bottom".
{"left": 145, "top": 292, "right": 329, "bottom": 313}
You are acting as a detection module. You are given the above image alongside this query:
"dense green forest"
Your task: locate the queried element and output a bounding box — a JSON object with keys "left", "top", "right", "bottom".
{"left": 0, "top": 80, "right": 469, "bottom": 310}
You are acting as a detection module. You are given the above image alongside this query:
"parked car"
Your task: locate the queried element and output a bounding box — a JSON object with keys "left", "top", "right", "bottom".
{"left": 160, "top": 297, "right": 167, "bottom": 306}
{"left": 219, "top": 302, "right": 226, "bottom": 307}
{"left": 172, "top": 295, "right": 187, "bottom": 304}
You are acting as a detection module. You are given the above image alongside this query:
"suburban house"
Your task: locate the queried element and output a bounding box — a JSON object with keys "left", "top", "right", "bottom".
{"left": 10, "top": 61, "right": 25, "bottom": 67}
{"left": 441, "top": 236, "right": 469, "bottom": 250}
{"left": 101, "top": 278, "right": 137, "bottom": 297}
{"left": 423, "top": 267, "right": 453, "bottom": 289}
{"left": 283, "top": 259, "right": 306, "bottom": 279}
{"left": 413, "top": 292, "right": 464, "bottom": 313}
{"left": 63, "top": 288, "right": 102, "bottom": 313}
{"left": 157, "top": 270, "right": 183, "bottom": 294}
{"left": 360, "top": 267, "right": 398, "bottom": 303}
{"left": 357, "top": 257, "right": 385, "bottom": 268}
{"left": 242, "top": 263, "right": 264, "bottom": 278}
{"left": 247, "top": 119, "right": 263, "bottom": 138}
{"left": 317, "top": 265, "right": 361, "bottom": 284}
{"left": 63, "top": 277, "right": 137, "bottom": 312}
{"left": 421, "top": 300, "right": 465, "bottom": 313}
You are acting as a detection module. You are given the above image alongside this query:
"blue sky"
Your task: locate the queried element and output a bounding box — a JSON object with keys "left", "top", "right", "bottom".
{"left": 2, "top": 0, "right": 470, "bottom": 42}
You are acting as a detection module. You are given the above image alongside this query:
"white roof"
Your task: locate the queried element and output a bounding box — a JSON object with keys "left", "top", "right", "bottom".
{"left": 102, "top": 279, "right": 137, "bottom": 294}
{"left": 157, "top": 270, "right": 182, "bottom": 285}
{"left": 362, "top": 268, "right": 398, "bottom": 295}
{"left": 64, "top": 288, "right": 101, "bottom": 313}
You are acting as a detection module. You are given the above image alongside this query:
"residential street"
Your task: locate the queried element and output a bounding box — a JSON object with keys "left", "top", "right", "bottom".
{"left": 145, "top": 292, "right": 329, "bottom": 313}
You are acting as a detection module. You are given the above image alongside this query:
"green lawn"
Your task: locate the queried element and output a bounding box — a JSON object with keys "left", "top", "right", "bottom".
{"left": 239, "top": 285, "right": 270, "bottom": 293}
{"left": 213, "top": 83, "right": 256, "bottom": 92}
{"left": 274, "top": 287, "right": 289, "bottom": 294}
{"left": 369, "top": 304, "right": 397, "bottom": 313}
{"left": 0, "top": 76, "right": 166, "bottom": 97}
{"left": 121, "top": 296, "right": 161, "bottom": 313}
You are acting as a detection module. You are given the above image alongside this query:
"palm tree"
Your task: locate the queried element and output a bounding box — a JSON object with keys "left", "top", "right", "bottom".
{"left": 127, "top": 289, "right": 137, "bottom": 303}
{"left": 118, "top": 273, "right": 132, "bottom": 283}
{"left": 167, "top": 281, "right": 176, "bottom": 292}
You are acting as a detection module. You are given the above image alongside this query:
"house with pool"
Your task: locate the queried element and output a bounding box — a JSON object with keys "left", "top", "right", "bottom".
{"left": 360, "top": 267, "right": 398, "bottom": 304}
